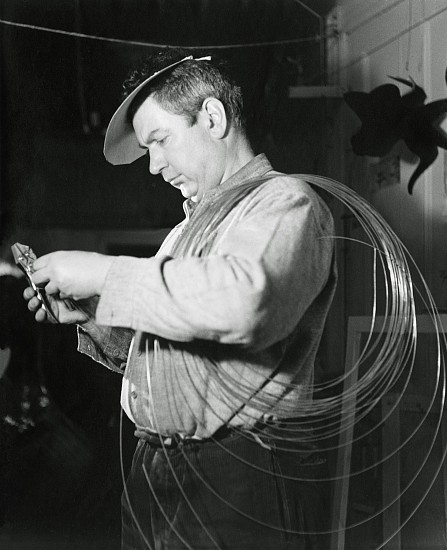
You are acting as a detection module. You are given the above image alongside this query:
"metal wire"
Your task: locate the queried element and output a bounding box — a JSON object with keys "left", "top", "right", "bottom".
{"left": 115, "top": 173, "right": 446, "bottom": 547}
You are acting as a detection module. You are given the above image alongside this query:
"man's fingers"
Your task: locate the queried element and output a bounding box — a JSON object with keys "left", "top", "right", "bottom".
{"left": 27, "top": 296, "right": 42, "bottom": 312}
{"left": 45, "top": 281, "right": 61, "bottom": 296}
{"left": 34, "top": 307, "right": 48, "bottom": 323}
{"left": 31, "top": 267, "right": 50, "bottom": 287}
{"left": 23, "top": 286, "right": 36, "bottom": 300}
{"left": 32, "top": 254, "right": 49, "bottom": 271}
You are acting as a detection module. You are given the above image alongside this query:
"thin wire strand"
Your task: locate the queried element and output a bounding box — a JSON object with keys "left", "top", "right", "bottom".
{"left": 0, "top": 17, "right": 323, "bottom": 50}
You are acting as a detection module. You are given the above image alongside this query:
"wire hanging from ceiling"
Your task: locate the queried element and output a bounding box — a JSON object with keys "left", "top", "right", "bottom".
{"left": 0, "top": 17, "right": 327, "bottom": 50}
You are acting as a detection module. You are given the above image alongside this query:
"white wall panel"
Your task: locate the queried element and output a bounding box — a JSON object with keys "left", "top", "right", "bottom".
{"left": 329, "top": 0, "right": 447, "bottom": 307}
{"left": 326, "top": 5, "right": 447, "bottom": 548}
{"left": 426, "top": 10, "right": 447, "bottom": 308}
{"left": 424, "top": 0, "right": 447, "bottom": 20}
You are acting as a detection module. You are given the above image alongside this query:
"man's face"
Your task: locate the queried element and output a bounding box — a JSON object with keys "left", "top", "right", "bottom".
{"left": 132, "top": 95, "right": 225, "bottom": 202}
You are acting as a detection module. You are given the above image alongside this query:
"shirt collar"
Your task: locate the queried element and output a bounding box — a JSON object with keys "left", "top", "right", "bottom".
{"left": 217, "top": 153, "right": 273, "bottom": 194}
{"left": 184, "top": 154, "right": 273, "bottom": 214}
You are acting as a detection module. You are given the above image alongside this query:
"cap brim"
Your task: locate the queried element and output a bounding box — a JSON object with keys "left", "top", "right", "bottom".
{"left": 103, "top": 56, "right": 194, "bottom": 165}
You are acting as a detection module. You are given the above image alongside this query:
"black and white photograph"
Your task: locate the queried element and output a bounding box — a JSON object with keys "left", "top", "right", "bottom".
{"left": 1, "top": 1, "right": 447, "bottom": 549}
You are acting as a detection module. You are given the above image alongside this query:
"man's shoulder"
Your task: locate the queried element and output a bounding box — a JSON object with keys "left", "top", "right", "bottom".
{"left": 250, "top": 171, "right": 334, "bottom": 230}
{"left": 254, "top": 171, "right": 328, "bottom": 206}
{"left": 262, "top": 171, "right": 312, "bottom": 193}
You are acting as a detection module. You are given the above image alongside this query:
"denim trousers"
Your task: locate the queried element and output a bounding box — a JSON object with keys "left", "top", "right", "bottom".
{"left": 121, "top": 430, "right": 329, "bottom": 550}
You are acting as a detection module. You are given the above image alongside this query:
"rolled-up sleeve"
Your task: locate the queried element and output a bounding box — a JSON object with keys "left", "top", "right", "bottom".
{"left": 95, "top": 178, "right": 334, "bottom": 351}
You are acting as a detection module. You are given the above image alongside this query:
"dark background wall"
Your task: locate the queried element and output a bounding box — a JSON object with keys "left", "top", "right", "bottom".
{"left": 0, "top": 0, "right": 335, "bottom": 236}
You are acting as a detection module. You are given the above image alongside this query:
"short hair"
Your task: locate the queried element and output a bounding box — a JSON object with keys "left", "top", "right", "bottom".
{"left": 123, "top": 48, "right": 245, "bottom": 130}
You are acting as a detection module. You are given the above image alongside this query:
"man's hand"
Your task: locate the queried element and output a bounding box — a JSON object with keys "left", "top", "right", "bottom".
{"left": 31, "top": 251, "right": 114, "bottom": 301}
{"left": 24, "top": 286, "right": 89, "bottom": 324}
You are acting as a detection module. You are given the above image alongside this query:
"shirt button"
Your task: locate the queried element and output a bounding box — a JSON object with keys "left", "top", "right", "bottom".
{"left": 113, "top": 349, "right": 120, "bottom": 357}
{"left": 87, "top": 344, "right": 91, "bottom": 352}
{"left": 131, "top": 391, "right": 138, "bottom": 399}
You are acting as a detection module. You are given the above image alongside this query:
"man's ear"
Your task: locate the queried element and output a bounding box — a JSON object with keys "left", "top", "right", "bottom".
{"left": 202, "top": 98, "right": 227, "bottom": 138}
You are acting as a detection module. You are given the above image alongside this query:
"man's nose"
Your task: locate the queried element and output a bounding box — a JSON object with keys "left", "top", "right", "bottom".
{"left": 148, "top": 149, "right": 167, "bottom": 175}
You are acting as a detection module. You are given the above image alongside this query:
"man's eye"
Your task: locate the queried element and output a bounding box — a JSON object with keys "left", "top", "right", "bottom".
{"left": 157, "top": 138, "right": 166, "bottom": 145}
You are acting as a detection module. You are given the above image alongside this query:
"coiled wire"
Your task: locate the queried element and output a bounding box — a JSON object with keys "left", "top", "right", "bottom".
{"left": 119, "top": 174, "right": 446, "bottom": 549}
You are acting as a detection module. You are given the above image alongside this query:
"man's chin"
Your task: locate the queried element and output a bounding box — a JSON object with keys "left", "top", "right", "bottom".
{"left": 180, "top": 184, "right": 199, "bottom": 202}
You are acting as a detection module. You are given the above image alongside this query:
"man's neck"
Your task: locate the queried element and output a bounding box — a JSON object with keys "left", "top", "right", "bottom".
{"left": 221, "top": 133, "right": 255, "bottom": 183}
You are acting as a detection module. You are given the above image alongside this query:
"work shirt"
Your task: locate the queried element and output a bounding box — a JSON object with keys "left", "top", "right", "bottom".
{"left": 78, "top": 155, "right": 337, "bottom": 439}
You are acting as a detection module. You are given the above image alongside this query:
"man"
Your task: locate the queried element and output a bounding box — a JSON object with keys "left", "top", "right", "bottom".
{"left": 24, "top": 49, "right": 337, "bottom": 549}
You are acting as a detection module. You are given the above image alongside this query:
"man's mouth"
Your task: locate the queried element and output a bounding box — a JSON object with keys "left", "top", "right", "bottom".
{"left": 166, "top": 175, "right": 181, "bottom": 187}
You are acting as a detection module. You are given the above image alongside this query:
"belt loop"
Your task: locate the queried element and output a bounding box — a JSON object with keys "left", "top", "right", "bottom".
{"left": 173, "top": 434, "right": 183, "bottom": 448}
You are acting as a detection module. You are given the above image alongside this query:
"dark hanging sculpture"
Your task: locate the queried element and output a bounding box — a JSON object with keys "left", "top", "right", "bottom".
{"left": 344, "top": 71, "right": 447, "bottom": 194}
